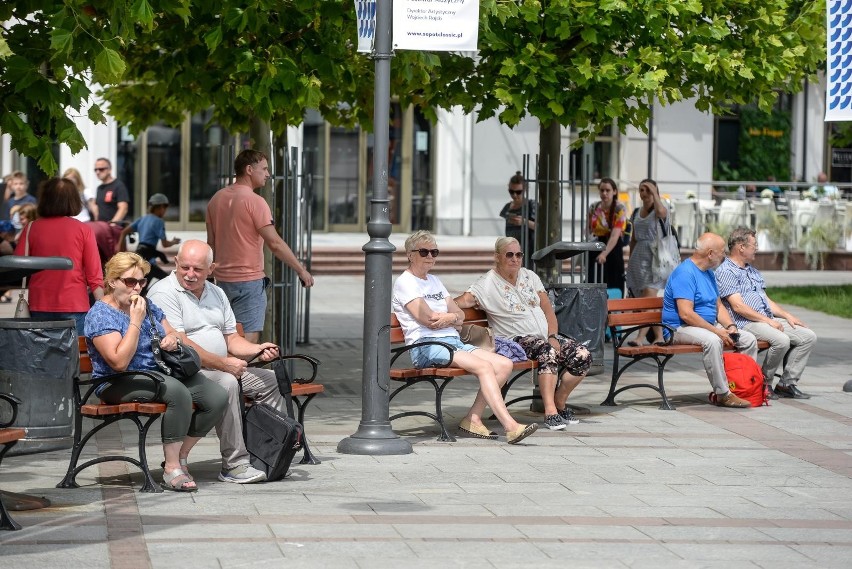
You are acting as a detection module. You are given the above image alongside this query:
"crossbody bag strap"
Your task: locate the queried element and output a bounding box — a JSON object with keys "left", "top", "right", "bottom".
{"left": 21, "top": 220, "right": 33, "bottom": 289}
{"left": 146, "top": 304, "right": 171, "bottom": 375}
{"left": 247, "top": 349, "right": 297, "bottom": 419}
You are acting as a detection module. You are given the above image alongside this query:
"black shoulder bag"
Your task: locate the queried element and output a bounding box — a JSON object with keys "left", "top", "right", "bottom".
{"left": 241, "top": 351, "right": 303, "bottom": 481}
{"left": 146, "top": 305, "right": 202, "bottom": 380}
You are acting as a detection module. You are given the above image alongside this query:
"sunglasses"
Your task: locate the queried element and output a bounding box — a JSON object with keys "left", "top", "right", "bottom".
{"left": 117, "top": 277, "right": 147, "bottom": 288}
{"left": 412, "top": 248, "right": 440, "bottom": 258}
{"left": 508, "top": 190, "right": 523, "bottom": 196}
{"left": 94, "top": 167, "right": 109, "bottom": 172}
{"left": 504, "top": 251, "right": 524, "bottom": 259}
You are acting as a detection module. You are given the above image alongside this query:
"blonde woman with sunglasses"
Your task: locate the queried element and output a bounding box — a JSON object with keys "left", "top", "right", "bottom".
{"left": 456, "top": 237, "right": 593, "bottom": 431}
{"left": 84, "top": 252, "right": 228, "bottom": 491}
{"left": 392, "top": 231, "right": 538, "bottom": 445}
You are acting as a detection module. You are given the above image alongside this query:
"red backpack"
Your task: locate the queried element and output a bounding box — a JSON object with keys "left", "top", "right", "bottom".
{"left": 709, "top": 352, "right": 768, "bottom": 407}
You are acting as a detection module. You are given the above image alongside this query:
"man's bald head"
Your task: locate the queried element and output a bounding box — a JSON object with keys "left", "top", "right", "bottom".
{"left": 693, "top": 232, "right": 726, "bottom": 270}
{"left": 175, "top": 240, "right": 215, "bottom": 298}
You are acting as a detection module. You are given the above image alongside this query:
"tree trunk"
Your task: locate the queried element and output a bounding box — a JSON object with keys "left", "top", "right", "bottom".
{"left": 536, "top": 120, "right": 562, "bottom": 284}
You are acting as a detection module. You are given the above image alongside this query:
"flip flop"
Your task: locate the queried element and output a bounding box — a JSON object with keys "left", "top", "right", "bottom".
{"left": 161, "top": 468, "right": 197, "bottom": 492}
{"left": 458, "top": 418, "right": 498, "bottom": 440}
{"left": 0, "top": 295, "right": 11, "bottom": 304}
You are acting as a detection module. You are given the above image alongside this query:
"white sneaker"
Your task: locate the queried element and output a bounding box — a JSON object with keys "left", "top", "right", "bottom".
{"left": 218, "top": 463, "right": 266, "bottom": 484}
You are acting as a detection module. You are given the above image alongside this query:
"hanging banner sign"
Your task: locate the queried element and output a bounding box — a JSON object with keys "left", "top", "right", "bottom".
{"left": 354, "top": 0, "right": 377, "bottom": 53}
{"left": 826, "top": 0, "right": 852, "bottom": 121}
{"left": 392, "top": 0, "right": 480, "bottom": 52}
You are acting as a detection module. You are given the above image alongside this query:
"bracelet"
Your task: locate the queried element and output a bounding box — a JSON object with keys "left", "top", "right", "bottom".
{"left": 548, "top": 334, "right": 559, "bottom": 340}
{"left": 128, "top": 322, "right": 141, "bottom": 332}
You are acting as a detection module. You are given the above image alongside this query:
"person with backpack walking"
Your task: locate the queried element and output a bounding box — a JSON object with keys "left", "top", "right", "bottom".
{"left": 625, "top": 178, "right": 671, "bottom": 345}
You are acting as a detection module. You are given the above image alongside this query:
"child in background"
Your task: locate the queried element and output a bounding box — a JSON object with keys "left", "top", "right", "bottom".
{"left": 118, "top": 193, "right": 181, "bottom": 288}
{"left": 3, "top": 171, "right": 37, "bottom": 228}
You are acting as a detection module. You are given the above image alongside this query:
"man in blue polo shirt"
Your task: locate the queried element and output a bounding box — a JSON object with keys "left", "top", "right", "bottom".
{"left": 662, "top": 232, "right": 758, "bottom": 408}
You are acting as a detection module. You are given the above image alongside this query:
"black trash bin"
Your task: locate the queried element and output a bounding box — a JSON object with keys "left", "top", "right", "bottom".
{"left": 0, "top": 318, "right": 78, "bottom": 455}
{"left": 547, "top": 283, "right": 607, "bottom": 377}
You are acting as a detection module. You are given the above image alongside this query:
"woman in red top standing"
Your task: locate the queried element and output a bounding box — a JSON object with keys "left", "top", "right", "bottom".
{"left": 15, "top": 177, "right": 104, "bottom": 334}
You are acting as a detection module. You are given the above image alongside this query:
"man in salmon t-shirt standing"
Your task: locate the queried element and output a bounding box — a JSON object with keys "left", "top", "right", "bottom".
{"left": 206, "top": 149, "right": 314, "bottom": 343}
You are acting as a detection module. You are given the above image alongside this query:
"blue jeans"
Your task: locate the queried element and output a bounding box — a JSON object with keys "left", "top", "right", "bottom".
{"left": 30, "top": 311, "right": 85, "bottom": 336}
{"left": 217, "top": 278, "right": 268, "bottom": 333}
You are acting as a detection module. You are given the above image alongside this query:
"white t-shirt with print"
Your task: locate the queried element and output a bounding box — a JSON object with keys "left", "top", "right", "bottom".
{"left": 392, "top": 270, "right": 457, "bottom": 345}
{"left": 467, "top": 268, "right": 548, "bottom": 339}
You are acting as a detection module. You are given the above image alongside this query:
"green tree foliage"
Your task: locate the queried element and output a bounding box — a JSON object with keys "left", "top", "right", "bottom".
{"left": 104, "top": 1, "right": 404, "bottom": 137}
{"left": 416, "top": 0, "right": 825, "bottom": 139}
{"left": 0, "top": 1, "right": 192, "bottom": 174}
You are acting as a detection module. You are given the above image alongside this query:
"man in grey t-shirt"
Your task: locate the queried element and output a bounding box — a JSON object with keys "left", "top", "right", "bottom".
{"left": 148, "top": 240, "right": 284, "bottom": 484}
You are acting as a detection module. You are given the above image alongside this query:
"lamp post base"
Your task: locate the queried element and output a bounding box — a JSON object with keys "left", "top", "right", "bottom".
{"left": 337, "top": 424, "right": 412, "bottom": 456}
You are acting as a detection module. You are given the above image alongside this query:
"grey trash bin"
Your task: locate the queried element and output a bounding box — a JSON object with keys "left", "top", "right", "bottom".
{"left": 0, "top": 318, "right": 78, "bottom": 455}
{"left": 547, "top": 283, "right": 607, "bottom": 377}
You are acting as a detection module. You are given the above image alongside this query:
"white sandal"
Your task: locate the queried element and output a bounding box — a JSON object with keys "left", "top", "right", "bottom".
{"left": 161, "top": 468, "right": 197, "bottom": 492}
{"left": 160, "top": 458, "right": 193, "bottom": 481}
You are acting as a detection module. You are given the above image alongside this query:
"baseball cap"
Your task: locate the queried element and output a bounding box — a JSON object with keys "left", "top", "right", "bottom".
{"left": 148, "top": 193, "right": 169, "bottom": 206}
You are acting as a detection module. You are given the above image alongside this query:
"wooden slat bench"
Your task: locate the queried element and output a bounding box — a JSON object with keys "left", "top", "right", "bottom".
{"left": 58, "top": 337, "right": 168, "bottom": 492}
{"left": 603, "top": 297, "right": 769, "bottom": 410}
{"left": 389, "top": 307, "right": 537, "bottom": 441}
{"left": 1, "top": 392, "right": 26, "bottom": 530}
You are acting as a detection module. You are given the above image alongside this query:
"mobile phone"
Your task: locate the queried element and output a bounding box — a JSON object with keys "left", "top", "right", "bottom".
{"left": 729, "top": 332, "right": 740, "bottom": 342}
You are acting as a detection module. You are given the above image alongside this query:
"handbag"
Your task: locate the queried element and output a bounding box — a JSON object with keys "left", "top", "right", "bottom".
{"left": 242, "top": 352, "right": 303, "bottom": 481}
{"left": 459, "top": 323, "right": 495, "bottom": 352}
{"left": 651, "top": 216, "right": 680, "bottom": 283}
{"left": 146, "top": 305, "right": 201, "bottom": 379}
{"left": 14, "top": 221, "right": 32, "bottom": 318}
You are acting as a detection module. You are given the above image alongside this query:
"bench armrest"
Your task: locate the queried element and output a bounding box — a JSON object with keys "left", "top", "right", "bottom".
{"left": 391, "top": 339, "right": 457, "bottom": 368}
{"left": 248, "top": 352, "right": 320, "bottom": 384}
{"left": 0, "top": 392, "right": 22, "bottom": 428}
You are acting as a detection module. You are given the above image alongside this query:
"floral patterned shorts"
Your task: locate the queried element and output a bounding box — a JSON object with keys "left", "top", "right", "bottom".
{"left": 512, "top": 334, "right": 592, "bottom": 377}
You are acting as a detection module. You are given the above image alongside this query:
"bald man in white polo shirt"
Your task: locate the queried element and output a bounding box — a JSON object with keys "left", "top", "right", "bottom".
{"left": 148, "top": 240, "right": 284, "bottom": 484}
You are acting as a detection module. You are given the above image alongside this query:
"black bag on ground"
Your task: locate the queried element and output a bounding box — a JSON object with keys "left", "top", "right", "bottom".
{"left": 241, "top": 353, "right": 303, "bottom": 481}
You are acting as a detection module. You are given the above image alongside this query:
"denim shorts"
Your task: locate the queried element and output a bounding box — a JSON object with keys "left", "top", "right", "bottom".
{"left": 217, "top": 278, "right": 268, "bottom": 333}
{"left": 410, "top": 336, "right": 476, "bottom": 368}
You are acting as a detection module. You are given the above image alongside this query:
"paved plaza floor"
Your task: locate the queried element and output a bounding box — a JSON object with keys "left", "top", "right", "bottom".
{"left": 1, "top": 267, "right": 852, "bottom": 568}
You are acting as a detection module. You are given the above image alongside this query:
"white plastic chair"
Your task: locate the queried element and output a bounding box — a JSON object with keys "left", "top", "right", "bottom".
{"left": 793, "top": 200, "right": 818, "bottom": 247}
{"left": 717, "top": 199, "right": 749, "bottom": 228}
{"left": 672, "top": 200, "right": 697, "bottom": 248}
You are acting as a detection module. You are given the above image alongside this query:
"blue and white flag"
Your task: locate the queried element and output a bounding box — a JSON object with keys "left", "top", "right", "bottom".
{"left": 827, "top": 0, "right": 852, "bottom": 120}
{"left": 355, "top": 0, "right": 376, "bottom": 54}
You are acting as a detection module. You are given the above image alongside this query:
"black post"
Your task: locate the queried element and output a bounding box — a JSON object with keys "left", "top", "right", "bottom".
{"left": 338, "top": 0, "right": 412, "bottom": 456}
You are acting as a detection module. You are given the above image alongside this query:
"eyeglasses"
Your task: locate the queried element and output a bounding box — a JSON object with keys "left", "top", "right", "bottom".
{"left": 509, "top": 190, "right": 523, "bottom": 196}
{"left": 117, "top": 277, "right": 147, "bottom": 288}
{"left": 412, "top": 248, "right": 440, "bottom": 258}
{"left": 504, "top": 251, "right": 524, "bottom": 259}
{"left": 94, "top": 167, "right": 108, "bottom": 172}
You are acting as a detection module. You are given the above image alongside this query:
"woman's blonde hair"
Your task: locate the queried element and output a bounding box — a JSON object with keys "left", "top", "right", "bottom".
{"left": 494, "top": 236, "right": 519, "bottom": 255}
{"left": 16, "top": 203, "right": 37, "bottom": 223}
{"left": 104, "top": 252, "right": 150, "bottom": 294}
{"left": 404, "top": 230, "right": 436, "bottom": 254}
{"left": 61, "top": 167, "right": 85, "bottom": 192}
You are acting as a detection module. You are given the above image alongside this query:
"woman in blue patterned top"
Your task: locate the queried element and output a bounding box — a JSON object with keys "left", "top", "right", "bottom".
{"left": 84, "top": 252, "right": 228, "bottom": 492}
